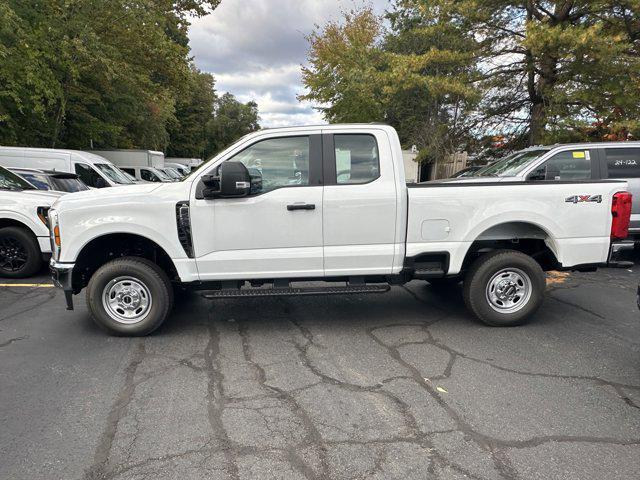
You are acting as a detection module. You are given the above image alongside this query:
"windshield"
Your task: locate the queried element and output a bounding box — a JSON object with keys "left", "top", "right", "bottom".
{"left": 475, "top": 149, "right": 550, "bottom": 177}
{"left": 163, "top": 168, "right": 182, "bottom": 180}
{"left": 0, "top": 166, "right": 37, "bottom": 191}
{"left": 152, "top": 168, "right": 172, "bottom": 181}
{"left": 94, "top": 163, "right": 135, "bottom": 184}
{"left": 20, "top": 172, "right": 52, "bottom": 190}
{"left": 52, "top": 177, "right": 89, "bottom": 192}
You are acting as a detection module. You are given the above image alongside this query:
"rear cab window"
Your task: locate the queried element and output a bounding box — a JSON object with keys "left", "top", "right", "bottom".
{"left": 528, "top": 149, "right": 594, "bottom": 181}
{"left": 603, "top": 148, "right": 640, "bottom": 179}
{"left": 333, "top": 134, "right": 380, "bottom": 184}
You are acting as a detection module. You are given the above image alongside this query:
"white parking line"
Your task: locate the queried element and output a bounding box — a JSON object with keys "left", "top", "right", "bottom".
{"left": 0, "top": 284, "right": 55, "bottom": 288}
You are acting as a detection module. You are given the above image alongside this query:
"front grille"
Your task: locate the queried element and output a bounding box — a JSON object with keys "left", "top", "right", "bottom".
{"left": 175, "top": 201, "right": 194, "bottom": 258}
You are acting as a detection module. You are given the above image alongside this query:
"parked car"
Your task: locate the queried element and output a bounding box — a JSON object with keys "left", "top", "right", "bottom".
{"left": 157, "top": 167, "right": 182, "bottom": 181}
{"left": 119, "top": 166, "right": 173, "bottom": 183}
{"left": 49, "top": 124, "right": 632, "bottom": 336}
{"left": 0, "top": 147, "right": 136, "bottom": 189}
{"left": 10, "top": 168, "right": 89, "bottom": 193}
{"left": 451, "top": 166, "right": 483, "bottom": 178}
{"left": 0, "top": 166, "right": 63, "bottom": 277}
{"left": 470, "top": 142, "right": 640, "bottom": 238}
{"left": 165, "top": 162, "right": 190, "bottom": 176}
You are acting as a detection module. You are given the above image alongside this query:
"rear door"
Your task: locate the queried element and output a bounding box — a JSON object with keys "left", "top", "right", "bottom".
{"left": 598, "top": 146, "right": 640, "bottom": 234}
{"left": 321, "top": 130, "right": 398, "bottom": 275}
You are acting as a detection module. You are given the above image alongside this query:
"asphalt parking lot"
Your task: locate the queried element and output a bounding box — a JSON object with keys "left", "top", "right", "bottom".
{"left": 1, "top": 258, "right": 639, "bottom": 480}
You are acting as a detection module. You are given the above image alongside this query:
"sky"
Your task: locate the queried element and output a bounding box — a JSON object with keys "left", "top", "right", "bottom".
{"left": 188, "top": 0, "right": 391, "bottom": 128}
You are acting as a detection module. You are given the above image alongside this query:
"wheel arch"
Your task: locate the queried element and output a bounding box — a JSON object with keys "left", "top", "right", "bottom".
{"left": 460, "top": 221, "right": 560, "bottom": 273}
{"left": 72, "top": 232, "right": 179, "bottom": 292}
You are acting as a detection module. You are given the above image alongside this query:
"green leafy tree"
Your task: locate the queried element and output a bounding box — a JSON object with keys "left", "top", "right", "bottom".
{"left": 206, "top": 93, "right": 260, "bottom": 156}
{"left": 299, "top": 6, "right": 481, "bottom": 160}
{"left": 0, "top": 0, "right": 221, "bottom": 150}
{"left": 166, "top": 67, "right": 217, "bottom": 158}
{"left": 435, "top": 0, "right": 640, "bottom": 145}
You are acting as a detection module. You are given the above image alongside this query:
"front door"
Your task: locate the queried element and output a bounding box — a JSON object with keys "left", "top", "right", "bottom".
{"left": 191, "top": 133, "right": 324, "bottom": 280}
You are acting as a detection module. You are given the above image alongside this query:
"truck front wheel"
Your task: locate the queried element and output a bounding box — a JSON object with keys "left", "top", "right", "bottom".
{"left": 86, "top": 257, "right": 174, "bottom": 336}
{"left": 463, "top": 250, "right": 545, "bottom": 327}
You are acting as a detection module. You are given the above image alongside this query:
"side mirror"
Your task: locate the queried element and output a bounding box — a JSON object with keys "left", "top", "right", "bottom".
{"left": 202, "top": 162, "right": 251, "bottom": 199}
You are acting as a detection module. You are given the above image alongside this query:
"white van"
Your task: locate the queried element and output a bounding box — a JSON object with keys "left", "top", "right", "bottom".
{"left": 0, "top": 147, "right": 136, "bottom": 188}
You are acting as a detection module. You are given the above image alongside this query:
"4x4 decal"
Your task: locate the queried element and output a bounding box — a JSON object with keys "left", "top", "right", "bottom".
{"left": 565, "top": 195, "right": 602, "bottom": 204}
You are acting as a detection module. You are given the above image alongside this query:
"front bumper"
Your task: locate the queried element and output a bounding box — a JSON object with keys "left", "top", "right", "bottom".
{"left": 607, "top": 241, "right": 635, "bottom": 268}
{"left": 50, "top": 259, "right": 75, "bottom": 310}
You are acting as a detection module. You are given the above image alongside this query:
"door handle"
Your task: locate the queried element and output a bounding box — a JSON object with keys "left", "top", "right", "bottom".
{"left": 287, "top": 203, "right": 316, "bottom": 211}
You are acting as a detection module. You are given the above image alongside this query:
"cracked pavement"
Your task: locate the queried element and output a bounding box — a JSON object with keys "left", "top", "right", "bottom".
{"left": 0, "top": 258, "right": 638, "bottom": 479}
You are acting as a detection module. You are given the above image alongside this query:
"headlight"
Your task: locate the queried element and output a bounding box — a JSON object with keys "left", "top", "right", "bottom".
{"left": 48, "top": 209, "right": 61, "bottom": 260}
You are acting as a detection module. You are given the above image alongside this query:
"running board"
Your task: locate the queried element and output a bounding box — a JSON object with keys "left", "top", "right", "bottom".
{"left": 201, "top": 284, "right": 390, "bottom": 299}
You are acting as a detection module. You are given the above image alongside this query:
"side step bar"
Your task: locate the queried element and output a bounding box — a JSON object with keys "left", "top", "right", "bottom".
{"left": 202, "top": 284, "right": 390, "bottom": 299}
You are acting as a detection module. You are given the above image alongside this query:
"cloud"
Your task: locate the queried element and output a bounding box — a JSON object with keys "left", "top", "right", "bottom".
{"left": 189, "top": 0, "right": 390, "bottom": 127}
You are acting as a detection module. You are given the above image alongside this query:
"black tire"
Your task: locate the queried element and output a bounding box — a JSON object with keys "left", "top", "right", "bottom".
{"left": 86, "top": 257, "right": 174, "bottom": 336}
{"left": 0, "top": 226, "right": 43, "bottom": 278}
{"left": 463, "top": 250, "right": 545, "bottom": 327}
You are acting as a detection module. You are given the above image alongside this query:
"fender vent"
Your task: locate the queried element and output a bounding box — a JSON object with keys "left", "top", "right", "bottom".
{"left": 176, "top": 201, "right": 194, "bottom": 258}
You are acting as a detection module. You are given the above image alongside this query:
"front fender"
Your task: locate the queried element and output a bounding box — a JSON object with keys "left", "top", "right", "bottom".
{"left": 0, "top": 209, "right": 48, "bottom": 238}
{"left": 59, "top": 220, "right": 186, "bottom": 263}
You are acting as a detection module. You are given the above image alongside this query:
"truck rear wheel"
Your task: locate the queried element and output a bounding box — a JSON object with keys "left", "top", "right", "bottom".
{"left": 86, "top": 257, "right": 173, "bottom": 336}
{"left": 463, "top": 250, "right": 545, "bottom": 327}
{"left": 0, "top": 226, "right": 42, "bottom": 278}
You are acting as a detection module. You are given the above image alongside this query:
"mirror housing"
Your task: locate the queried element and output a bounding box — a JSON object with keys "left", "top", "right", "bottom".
{"left": 202, "top": 162, "right": 251, "bottom": 199}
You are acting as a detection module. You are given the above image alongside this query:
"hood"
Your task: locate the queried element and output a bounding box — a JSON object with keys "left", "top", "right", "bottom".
{"left": 8, "top": 189, "right": 65, "bottom": 204}
{"left": 53, "top": 183, "right": 163, "bottom": 205}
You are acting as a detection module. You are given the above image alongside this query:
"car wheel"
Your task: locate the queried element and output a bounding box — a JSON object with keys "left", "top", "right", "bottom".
{"left": 0, "top": 226, "right": 42, "bottom": 278}
{"left": 463, "top": 250, "right": 545, "bottom": 327}
{"left": 86, "top": 257, "right": 173, "bottom": 336}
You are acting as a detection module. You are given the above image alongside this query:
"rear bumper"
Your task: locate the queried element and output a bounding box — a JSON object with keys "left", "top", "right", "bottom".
{"left": 608, "top": 241, "right": 635, "bottom": 267}
{"left": 50, "top": 259, "right": 75, "bottom": 310}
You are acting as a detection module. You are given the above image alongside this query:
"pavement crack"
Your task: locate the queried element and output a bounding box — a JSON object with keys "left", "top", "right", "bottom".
{"left": 0, "top": 335, "right": 28, "bottom": 348}
{"left": 204, "top": 305, "right": 240, "bottom": 480}
{"left": 238, "top": 318, "right": 330, "bottom": 479}
{"left": 84, "top": 339, "right": 146, "bottom": 480}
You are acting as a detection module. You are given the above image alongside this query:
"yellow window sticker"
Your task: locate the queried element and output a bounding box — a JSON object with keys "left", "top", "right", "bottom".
{"left": 572, "top": 151, "right": 586, "bottom": 159}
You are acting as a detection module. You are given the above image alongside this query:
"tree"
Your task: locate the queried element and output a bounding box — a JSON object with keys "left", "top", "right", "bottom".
{"left": 0, "top": 0, "right": 221, "bottom": 150}
{"left": 439, "top": 0, "right": 640, "bottom": 145}
{"left": 299, "top": 9, "right": 387, "bottom": 123}
{"left": 300, "top": 6, "right": 481, "bottom": 160}
{"left": 166, "top": 68, "right": 217, "bottom": 158}
{"left": 206, "top": 93, "right": 260, "bottom": 156}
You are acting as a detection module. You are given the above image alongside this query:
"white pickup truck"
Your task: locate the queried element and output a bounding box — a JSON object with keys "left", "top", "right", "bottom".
{"left": 49, "top": 124, "right": 633, "bottom": 336}
{"left": 0, "top": 166, "right": 62, "bottom": 277}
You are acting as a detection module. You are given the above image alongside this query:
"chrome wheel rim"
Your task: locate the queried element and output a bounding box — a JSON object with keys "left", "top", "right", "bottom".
{"left": 0, "top": 236, "right": 28, "bottom": 272}
{"left": 485, "top": 268, "right": 532, "bottom": 314}
{"left": 102, "top": 276, "right": 152, "bottom": 324}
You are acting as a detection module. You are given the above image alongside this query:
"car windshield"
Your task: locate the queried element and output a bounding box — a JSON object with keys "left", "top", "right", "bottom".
{"left": 0, "top": 166, "right": 37, "bottom": 191}
{"left": 19, "top": 172, "right": 52, "bottom": 190}
{"left": 94, "top": 163, "right": 135, "bottom": 184}
{"left": 52, "top": 177, "right": 89, "bottom": 192}
{"left": 152, "top": 168, "right": 172, "bottom": 181}
{"left": 163, "top": 168, "right": 182, "bottom": 180}
{"left": 474, "top": 149, "right": 550, "bottom": 177}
